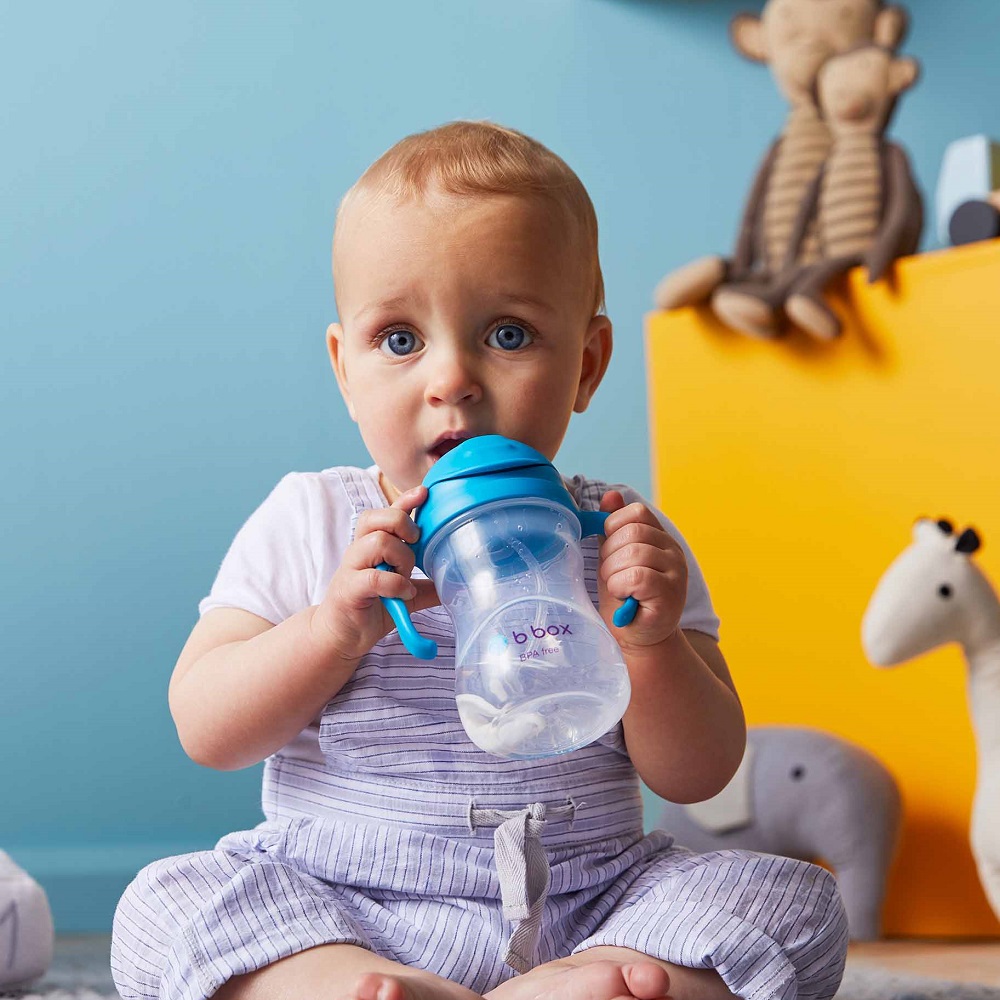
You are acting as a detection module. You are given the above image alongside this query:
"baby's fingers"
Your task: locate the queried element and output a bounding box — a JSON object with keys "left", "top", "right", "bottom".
{"left": 600, "top": 521, "right": 674, "bottom": 562}
{"left": 355, "top": 496, "right": 424, "bottom": 547}
{"left": 348, "top": 531, "right": 417, "bottom": 578}
{"left": 391, "top": 484, "right": 428, "bottom": 516}
{"left": 409, "top": 578, "right": 441, "bottom": 613}
{"left": 600, "top": 542, "right": 675, "bottom": 582}
{"left": 604, "top": 564, "right": 660, "bottom": 604}
{"left": 347, "top": 566, "right": 418, "bottom": 606}
{"left": 601, "top": 496, "right": 664, "bottom": 537}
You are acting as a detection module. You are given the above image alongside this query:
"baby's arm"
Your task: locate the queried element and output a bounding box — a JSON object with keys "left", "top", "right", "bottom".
{"left": 598, "top": 492, "right": 746, "bottom": 804}
{"left": 620, "top": 628, "right": 745, "bottom": 804}
{"left": 169, "top": 485, "right": 437, "bottom": 770}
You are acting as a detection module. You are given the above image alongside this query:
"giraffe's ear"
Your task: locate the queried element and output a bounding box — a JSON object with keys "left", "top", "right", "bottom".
{"left": 956, "top": 528, "right": 982, "bottom": 555}
{"left": 730, "top": 12, "right": 768, "bottom": 63}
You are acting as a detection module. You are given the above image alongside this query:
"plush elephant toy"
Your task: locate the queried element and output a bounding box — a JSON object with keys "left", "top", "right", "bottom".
{"left": 654, "top": 726, "right": 901, "bottom": 940}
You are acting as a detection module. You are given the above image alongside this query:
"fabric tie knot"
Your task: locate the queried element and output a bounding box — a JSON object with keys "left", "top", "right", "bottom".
{"left": 470, "top": 801, "right": 573, "bottom": 974}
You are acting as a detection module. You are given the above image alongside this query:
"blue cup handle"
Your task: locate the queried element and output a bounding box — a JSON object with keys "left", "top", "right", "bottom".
{"left": 377, "top": 561, "right": 438, "bottom": 660}
{"left": 577, "top": 510, "right": 640, "bottom": 628}
{"left": 380, "top": 507, "right": 638, "bottom": 658}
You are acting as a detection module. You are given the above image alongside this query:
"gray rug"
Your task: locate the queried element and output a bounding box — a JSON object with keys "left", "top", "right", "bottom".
{"left": 836, "top": 965, "right": 1000, "bottom": 1000}
{"left": 0, "top": 937, "right": 118, "bottom": 1000}
{"left": 4, "top": 936, "right": 1000, "bottom": 999}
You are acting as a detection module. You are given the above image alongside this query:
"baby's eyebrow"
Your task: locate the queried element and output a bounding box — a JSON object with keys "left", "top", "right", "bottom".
{"left": 351, "top": 291, "right": 557, "bottom": 325}
{"left": 498, "top": 292, "right": 557, "bottom": 315}
{"left": 352, "top": 296, "right": 412, "bottom": 323}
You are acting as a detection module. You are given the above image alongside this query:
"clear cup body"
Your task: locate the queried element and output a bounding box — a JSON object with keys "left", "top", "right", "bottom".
{"left": 423, "top": 499, "right": 632, "bottom": 758}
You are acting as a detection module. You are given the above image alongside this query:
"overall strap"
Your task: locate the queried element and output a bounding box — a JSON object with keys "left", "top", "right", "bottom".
{"left": 335, "top": 466, "right": 389, "bottom": 538}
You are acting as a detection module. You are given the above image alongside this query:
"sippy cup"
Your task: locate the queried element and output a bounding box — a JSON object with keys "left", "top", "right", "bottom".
{"left": 379, "top": 435, "right": 638, "bottom": 760}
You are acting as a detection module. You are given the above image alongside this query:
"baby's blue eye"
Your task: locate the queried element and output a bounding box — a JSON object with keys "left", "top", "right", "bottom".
{"left": 488, "top": 324, "right": 532, "bottom": 351}
{"left": 380, "top": 330, "right": 422, "bottom": 356}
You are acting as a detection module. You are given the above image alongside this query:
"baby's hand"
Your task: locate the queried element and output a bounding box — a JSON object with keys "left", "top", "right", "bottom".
{"left": 313, "top": 485, "right": 439, "bottom": 662}
{"left": 597, "top": 491, "right": 687, "bottom": 650}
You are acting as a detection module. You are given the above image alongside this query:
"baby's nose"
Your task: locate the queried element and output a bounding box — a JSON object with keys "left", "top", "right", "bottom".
{"left": 425, "top": 355, "right": 483, "bottom": 406}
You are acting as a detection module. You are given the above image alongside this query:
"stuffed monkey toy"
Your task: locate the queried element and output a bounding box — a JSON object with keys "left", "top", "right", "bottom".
{"left": 654, "top": 0, "right": 910, "bottom": 339}
{"left": 778, "top": 46, "right": 922, "bottom": 339}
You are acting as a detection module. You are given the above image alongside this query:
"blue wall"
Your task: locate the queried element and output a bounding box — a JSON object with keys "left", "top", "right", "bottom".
{"left": 3, "top": 0, "right": 998, "bottom": 931}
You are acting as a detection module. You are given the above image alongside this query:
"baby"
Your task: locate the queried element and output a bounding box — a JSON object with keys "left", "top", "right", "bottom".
{"left": 111, "top": 122, "right": 848, "bottom": 1000}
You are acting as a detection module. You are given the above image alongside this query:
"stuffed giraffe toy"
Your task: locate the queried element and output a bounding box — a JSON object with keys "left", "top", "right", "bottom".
{"left": 862, "top": 519, "right": 1000, "bottom": 921}
{"left": 654, "top": 0, "right": 910, "bottom": 339}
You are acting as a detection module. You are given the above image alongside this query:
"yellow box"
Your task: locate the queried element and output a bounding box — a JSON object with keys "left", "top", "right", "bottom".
{"left": 646, "top": 239, "right": 1000, "bottom": 937}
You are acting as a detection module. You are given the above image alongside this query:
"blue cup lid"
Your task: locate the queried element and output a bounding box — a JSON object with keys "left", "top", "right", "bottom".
{"left": 412, "top": 435, "right": 580, "bottom": 568}
{"left": 422, "top": 435, "right": 550, "bottom": 487}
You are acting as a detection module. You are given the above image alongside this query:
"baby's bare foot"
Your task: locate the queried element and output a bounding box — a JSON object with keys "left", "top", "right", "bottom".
{"left": 345, "top": 971, "right": 484, "bottom": 1000}
{"left": 487, "top": 959, "right": 671, "bottom": 1000}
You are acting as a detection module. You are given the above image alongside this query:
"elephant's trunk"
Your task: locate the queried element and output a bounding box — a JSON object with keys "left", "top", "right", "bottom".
{"left": 830, "top": 861, "right": 885, "bottom": 941}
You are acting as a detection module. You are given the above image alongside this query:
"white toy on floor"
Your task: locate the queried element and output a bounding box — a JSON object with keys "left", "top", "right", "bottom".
{"left": 862, "top": 518, "right": 1000, "bottom": 920}
{"left": 0, "top": 851, "right": 54, "bottom": 989}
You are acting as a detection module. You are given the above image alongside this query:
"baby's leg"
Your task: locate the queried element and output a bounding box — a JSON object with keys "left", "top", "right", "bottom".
{"left": 212, "top": 942, "right": 484, "bottom": 1000}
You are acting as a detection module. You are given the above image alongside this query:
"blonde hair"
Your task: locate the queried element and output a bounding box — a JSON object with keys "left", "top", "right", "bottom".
{"left": 336, "top": 121, "right": 605, "bottom": 315}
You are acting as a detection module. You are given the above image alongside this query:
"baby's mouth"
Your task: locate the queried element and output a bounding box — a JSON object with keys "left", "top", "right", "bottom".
{"left": 428, "top": 434, "right": 470, "bottom": 460}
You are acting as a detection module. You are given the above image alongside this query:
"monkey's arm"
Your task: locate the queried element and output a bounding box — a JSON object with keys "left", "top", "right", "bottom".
{"left": 730, "top": 139, "right": 780, "bottom": 279}
{"left": 865, "top": 143, "right": 923, "bottom": 284}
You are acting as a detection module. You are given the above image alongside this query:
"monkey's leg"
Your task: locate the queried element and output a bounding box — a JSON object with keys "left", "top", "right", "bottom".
{"left": 654, "top": 255, "right": 728, "bottom": 309}
{"left": 710, "top": 272, "right": 799, "bottom": 339}
{"left": 711, "top": 280, "right": 779, "bottom": 338}
{"left": 785, "top": 255, "right": 862, "bottom": 340}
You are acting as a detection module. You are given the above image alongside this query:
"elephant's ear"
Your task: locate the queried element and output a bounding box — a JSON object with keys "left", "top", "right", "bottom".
{"left": 683, "top": 742, "right": 755, "bottom": 834}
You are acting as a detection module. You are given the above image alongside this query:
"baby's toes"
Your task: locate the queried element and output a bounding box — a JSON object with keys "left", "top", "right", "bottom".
{"left": 619, "top": 962, "right": 671, "bottom": 1000}
{"left": 541, "top": 960, "right": 668, "bottom": 1000}
{"left": 348, "top": 972, "right": 408, "bottom": 1000}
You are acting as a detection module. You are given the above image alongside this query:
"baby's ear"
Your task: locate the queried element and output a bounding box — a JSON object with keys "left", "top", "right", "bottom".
{"left": 574, "top": 314, "right": 613, "bottom": 414}
{"left": 888, "top": 56, "right": 920, "bottom": 96}
{"left": 326, "top": 322, "right": 357, "bottom": 422}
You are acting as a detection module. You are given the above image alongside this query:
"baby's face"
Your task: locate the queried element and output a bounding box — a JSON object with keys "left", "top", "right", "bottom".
{"left": 328, "top": 189, "right": 610, "bottom": 500}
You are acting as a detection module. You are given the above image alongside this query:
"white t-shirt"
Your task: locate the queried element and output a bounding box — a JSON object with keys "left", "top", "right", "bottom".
{"left": 200, "top": 466, "right": 720, "bottom": 641}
